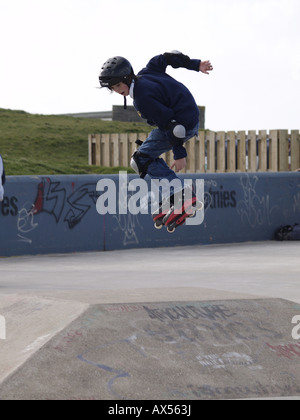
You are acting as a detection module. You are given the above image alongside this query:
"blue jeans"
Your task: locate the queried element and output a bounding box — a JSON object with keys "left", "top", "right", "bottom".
{"left": 138, "top": 122, "right": 199, "bottom": 189}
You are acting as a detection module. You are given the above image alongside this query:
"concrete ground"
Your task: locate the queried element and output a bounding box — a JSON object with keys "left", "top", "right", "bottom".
{"left": 0, "top": 241, "right": 300, "bottom": 400}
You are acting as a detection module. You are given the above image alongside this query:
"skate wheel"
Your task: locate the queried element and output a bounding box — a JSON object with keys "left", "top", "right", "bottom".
{"left": 154, "top": 222, "right": 163, "bottom": 230}
{"left": 167, "top": 226, "right": 175, "bottom": 233}
{"left": 198, "top": 201, "right": 204, "bottom": 211}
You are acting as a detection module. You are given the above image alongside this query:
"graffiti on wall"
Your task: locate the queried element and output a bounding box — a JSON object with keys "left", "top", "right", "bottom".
{"left": 236, "top": 174, "right": 281, "bottom": 228}
{"left": 12, "top": 177, "right": 146, "bottom": 247}
{"left": 15, "top": 178, "right": 99, "bottom": 243}
{"left": 32, "top": 178, "right": 98, "bottom": 229}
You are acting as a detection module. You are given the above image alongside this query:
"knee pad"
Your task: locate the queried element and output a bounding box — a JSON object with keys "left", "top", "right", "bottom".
{"left": 130, "top": 153, "right": 141, "bottom": 176}
{"left": 166, "top": 121, "right": 186, "bottom": 147}
{"left": 130, "top": 151, "right": 153, "bottom": 179}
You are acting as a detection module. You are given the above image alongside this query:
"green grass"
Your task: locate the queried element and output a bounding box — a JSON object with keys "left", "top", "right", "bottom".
{"left": 0, "top": 108, "right": 150, "bottom": 175}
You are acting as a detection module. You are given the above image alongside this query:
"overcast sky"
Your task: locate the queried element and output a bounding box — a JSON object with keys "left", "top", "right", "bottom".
{"left": 0, "top": 0, "right": 299, "bottom": 131}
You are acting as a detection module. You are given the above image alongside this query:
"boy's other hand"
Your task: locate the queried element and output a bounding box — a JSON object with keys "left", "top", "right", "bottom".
{"left": 171, "top": 157, "right": 186, "bottom": 172}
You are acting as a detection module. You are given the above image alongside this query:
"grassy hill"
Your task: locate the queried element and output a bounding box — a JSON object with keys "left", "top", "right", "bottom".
{"left": 0, "top": 108, "right": 150, "bottom": 176}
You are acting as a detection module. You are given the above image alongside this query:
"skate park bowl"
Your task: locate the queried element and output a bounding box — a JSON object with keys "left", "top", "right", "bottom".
{"left": 0, "top": 172, "right": 300, "bottom": 400}
{"left": 0, "top": 243, "right": 300, "bottom": 400}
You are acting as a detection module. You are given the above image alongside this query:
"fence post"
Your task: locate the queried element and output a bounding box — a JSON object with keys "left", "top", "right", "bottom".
{"left": 128, "top": 133, "right": 138, "bottom": 164}
{"left": 188, "top": 135, "right": 197, "bottom": 173}
{"left": 278, "top": 130, "right": 289, "bottom": 171}
{"left": 206, "top": 131, "right": 216, "bottom": 173}
{"left": 101, "top": 134, "right": 110, "bottom": 167}
{"left": 290, "top": 130, "right": 300, "bottom": 171}
{"left": 199, "top": 130, "right": 206, "bottom": 172}
{"left": 93, "top": 134, "right": 101, "bottom": 166}
{"left": 227, "top": 131, "right": 236, "bottom": 173}
{"left": 120, "top": 133, "right": 129, "bottom": 167}
{"left": 269, "top": 130, "right": 278, "bottom": 172}
{"left": 216, "top": 131, "right": 225, "bottom": 173}
{"left": 237, "top": 131, "right": 246, "bottom": 172}
{"left": 248, "top": 131, "right": 257, "bottom": 172}
{"left": 110, "top": 134, "right": 120, "bottom": 167}
{"left": 258, "top": 130, "right": 267, "bottom": 172}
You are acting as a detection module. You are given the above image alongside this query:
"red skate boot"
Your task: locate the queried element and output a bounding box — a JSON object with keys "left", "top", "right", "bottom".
{"left": 162, "top": 187, "right": 204, "bottom": 233}
{"left": 152, "top": 195, "right": 175, "bottom": 229}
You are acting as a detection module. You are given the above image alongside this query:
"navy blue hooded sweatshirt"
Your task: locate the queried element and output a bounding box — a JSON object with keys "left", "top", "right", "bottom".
{"left": 133, "top": 53, "right": 200, "bottom": 133}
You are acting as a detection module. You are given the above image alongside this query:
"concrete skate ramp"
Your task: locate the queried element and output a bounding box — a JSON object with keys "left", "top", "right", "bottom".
{"left": 0, "top": 298, "right": 300, "bottom": 400}
{"left": 0, "top": 294, "right": 88, "bottom": 387}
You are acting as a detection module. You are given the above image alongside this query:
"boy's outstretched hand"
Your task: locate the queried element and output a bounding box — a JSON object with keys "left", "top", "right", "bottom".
{"left": 200, "top": 60, "right": 213, "bottom": 74}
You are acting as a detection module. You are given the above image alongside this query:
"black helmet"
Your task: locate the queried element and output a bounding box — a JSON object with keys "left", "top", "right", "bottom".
{"left": 99, "top": 56, "right": 134, "bottom": 88}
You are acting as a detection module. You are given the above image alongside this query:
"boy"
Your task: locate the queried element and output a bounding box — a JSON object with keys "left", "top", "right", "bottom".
{"left": 99, "top": 51, "right": 213, "bottom": 230}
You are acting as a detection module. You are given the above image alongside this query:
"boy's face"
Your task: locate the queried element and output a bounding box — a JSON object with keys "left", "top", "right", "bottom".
{"left": 111, "top": 82, "right": 129, "bottom": 96}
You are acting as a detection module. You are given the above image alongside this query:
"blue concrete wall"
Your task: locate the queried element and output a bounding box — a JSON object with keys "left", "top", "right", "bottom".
{"left": 0, "top": 173, "right": 299, "bottom": 257}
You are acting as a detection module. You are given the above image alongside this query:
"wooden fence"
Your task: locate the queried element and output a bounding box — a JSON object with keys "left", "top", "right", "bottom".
{"left": 88, "top": 130, "right": 300, "bottom": 173}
